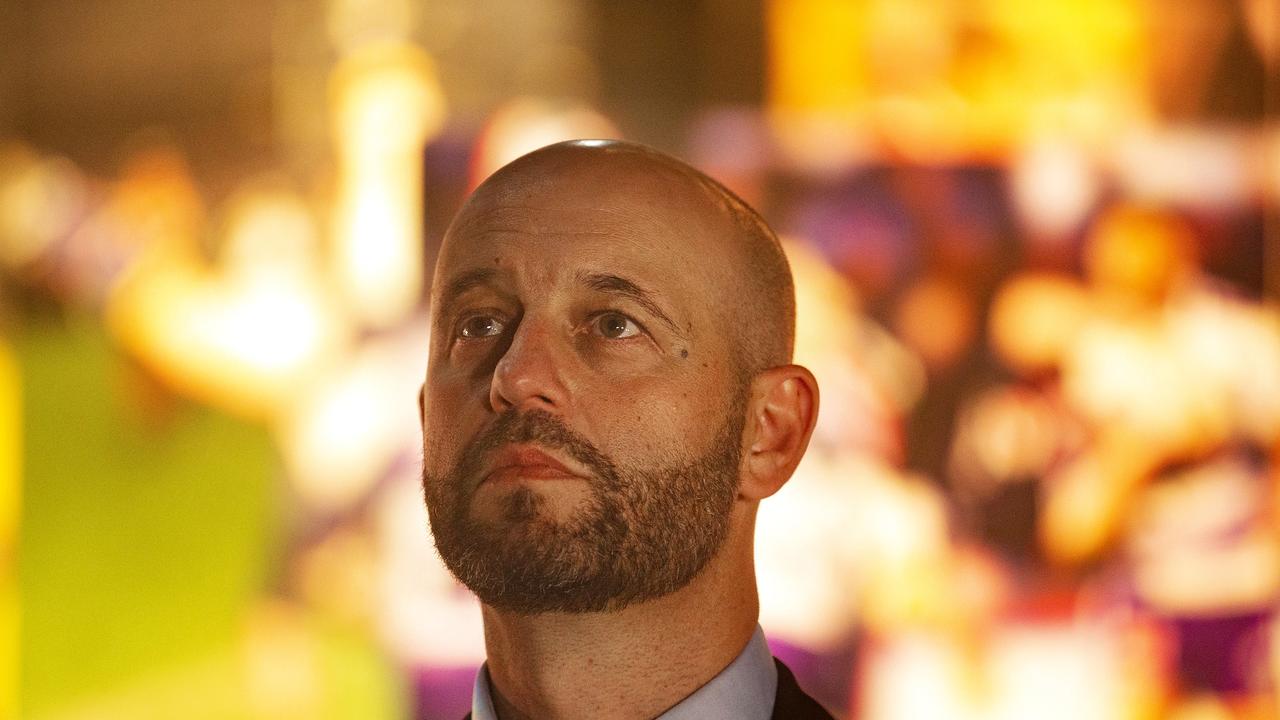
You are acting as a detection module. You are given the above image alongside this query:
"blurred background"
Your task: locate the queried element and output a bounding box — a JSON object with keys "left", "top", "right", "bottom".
{"left": 3, "top": 0, "right": 1278, "bottom": 718}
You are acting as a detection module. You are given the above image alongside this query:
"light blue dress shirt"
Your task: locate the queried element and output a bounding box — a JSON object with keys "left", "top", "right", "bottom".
{"left": 470, "top": 625, "right": 778, "bottom": 720}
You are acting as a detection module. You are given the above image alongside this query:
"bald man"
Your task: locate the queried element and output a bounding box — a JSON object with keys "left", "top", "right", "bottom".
{"left": 420, "top": 140, "right": 832, "bottom": 720}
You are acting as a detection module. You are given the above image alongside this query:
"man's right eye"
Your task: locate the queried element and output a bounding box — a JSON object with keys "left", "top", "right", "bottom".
{"left": 458, "top": 315, "right": 505, "bottom": 339}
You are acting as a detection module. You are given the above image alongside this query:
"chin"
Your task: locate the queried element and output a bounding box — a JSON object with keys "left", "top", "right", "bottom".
{"left": 472, "top": 478, "right": 590, "bottom": 524}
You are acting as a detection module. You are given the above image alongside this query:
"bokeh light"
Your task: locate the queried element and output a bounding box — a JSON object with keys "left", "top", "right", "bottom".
{"left": 6, "top": 2, "right": 1275, "bottom": 718}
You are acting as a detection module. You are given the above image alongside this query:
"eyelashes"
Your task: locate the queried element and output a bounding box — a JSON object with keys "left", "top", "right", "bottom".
{"left": 452, "top": 310, "right": 650, "bottom": 344}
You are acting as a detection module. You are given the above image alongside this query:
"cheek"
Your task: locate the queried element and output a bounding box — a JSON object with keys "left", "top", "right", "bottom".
{"left": 580, "top": 378, "right": 729, "bottom": 460}
{"left": 421, "top": 377, "right": 484, "bottom": 469}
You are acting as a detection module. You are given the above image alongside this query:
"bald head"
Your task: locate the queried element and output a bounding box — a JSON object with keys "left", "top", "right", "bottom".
{"left": 440, "top": 139, "right": 795, "bottom": 382}
{"left": 422, "top": 140, "right": 819, "bottom": 621}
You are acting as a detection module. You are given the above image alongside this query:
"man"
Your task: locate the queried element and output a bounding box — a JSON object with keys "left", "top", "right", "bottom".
{"left": 420, "top": 139, "right": 831, "bottom": 719}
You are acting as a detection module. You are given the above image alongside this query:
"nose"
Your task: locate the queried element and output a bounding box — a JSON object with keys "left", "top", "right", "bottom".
{"left": 489, "top": 318, "right": 568, "bottom": 413}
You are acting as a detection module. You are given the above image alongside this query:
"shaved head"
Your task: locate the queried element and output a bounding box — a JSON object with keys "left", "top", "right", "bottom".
{"left": 422, "top": 139, "right": 809, "bottom": 615}
{"left": 444, "top": 139, "right": 795, "bottom": 382}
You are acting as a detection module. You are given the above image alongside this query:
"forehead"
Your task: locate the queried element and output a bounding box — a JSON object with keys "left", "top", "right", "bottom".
{"left": 434, "top": 160, "right": 737, "bottom": 296}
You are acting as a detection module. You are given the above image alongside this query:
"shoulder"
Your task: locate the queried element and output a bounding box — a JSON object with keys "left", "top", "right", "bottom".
{"left": 771, "top": 658, "right": 837, "bottom": 720}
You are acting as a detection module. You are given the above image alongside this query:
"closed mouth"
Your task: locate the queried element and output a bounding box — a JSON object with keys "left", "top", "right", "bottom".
{"left": 483, "top": 445, "right": 586, "bottom": 483}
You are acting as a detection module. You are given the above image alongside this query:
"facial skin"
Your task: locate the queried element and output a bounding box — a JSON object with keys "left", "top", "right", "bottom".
{"left": 421, "top": 140, "right": 811, "bottom": 619}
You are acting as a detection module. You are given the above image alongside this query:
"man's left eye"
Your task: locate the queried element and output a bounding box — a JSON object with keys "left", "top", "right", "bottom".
{"left": 593, "top": 312, "right": 641, "bottom": 339}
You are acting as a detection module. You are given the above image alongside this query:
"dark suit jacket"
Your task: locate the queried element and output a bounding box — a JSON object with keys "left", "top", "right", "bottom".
{"left": 460, "top": 657, "right": 836, "bottom": 720}
{"left": 771, "top": 658, "right": 836, "bottom": 720}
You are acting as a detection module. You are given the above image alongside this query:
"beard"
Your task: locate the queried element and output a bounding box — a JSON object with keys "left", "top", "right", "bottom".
{"left": 422, "top": 403, "right": 744, "bottom": 615}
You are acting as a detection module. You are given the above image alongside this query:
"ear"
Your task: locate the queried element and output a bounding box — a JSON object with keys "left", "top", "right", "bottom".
{"left": 739, "top": 364, "right": 819, "bottom": 501}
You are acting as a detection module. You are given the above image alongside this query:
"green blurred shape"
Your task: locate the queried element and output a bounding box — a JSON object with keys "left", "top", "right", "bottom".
{"left": 19, "top": 317, "right": 280, "bottom": 715}
{"left": 26, "top": 604, "right": 406, "bottom": 720}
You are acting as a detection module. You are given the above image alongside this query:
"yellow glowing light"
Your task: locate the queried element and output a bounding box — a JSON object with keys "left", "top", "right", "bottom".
{"left": 757, "top": 453, "right": 868, "bottom": 649}
{"left": 1011, "top": 139, "right": 1100, "bottom": 239}
{"left": 108, "top": 190, "right": 350, "bottom": 419}
{"left": 283, "top": 365, "right": 390, "bottom": 509}
{"left": 989, "top": 273, "right": 1090, "bottom": 374}
{"left": 327, "top": 0, "right": 415, "bottom": 54}
{"left": 758, "top": 443, "right": 955, "bottom": 648}
{"left": 950, "top": 386, "right": 1063, "bottom": 489}
{"left": 768, "top": 0, "right": 1149, "bottom": 163}
{"left": 241, "top": 602, "right": 323, "bottom": 717}
{"left": 293, "top": 529, "right": 378, "bottom": 627}
{"left": 1169, "top": 291, "right": 1280, "bottom": 447}
{"left": 108, "top": 147, "right": 207, "bottom": 251}
{"left": 786, "top": 239, "right": 923, "bottom": 454}
{"left": 472, "top": 97, "right": 619, "bottom": 187}
{"left": 788, "top": 239, "right": 862, "bottom": 360}
{"left": 860, "top": 623, "right": 1138, "bottom": 720}
{"left": 1166, "top": 695, "right": 1236, "bottom": 720}
{"left": 0, "top": 339, "right": 16, "bottom": 720}
{"left": 1126, "top": 456, "right": 1280, "bottom": 615}
{"left": 1062, "top": 316, "right": 1232, "bottom": 457}
{"left": 278, "top": 325, "right": 427, "bottom": 513}
{"left": 0, "top": 145, "right": 86, "bottom": 268}
{"left": 1040, "top": 433, "right": 1159, "bottom": 565}
{"left": 330, "top": 42, "right": 445, "bottom": 328}
{"left": 1084, "top": 206, "right": 1195, "bottom": 304}
{"left": 373, "top": 476, "right": 486, "bottom": 666}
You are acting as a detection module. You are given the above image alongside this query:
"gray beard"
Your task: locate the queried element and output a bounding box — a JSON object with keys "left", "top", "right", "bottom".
{"left": 422, "top": 406, "right": 743, "bottom": 614}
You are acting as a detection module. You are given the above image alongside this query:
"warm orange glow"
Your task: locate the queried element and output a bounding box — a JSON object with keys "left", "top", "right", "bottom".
{"left": 787, "top": 239, "right": 923, "bottom": 454}
{"left": 1084, "top": 206, "right": 1195, "bottom": 304}
{"left": 768, "top": 0, "right": 1150, "bottom": 162}
{"left": 373, "top": 476, "right": 486, "bottom": 666}
{"left": 950, "top": 386, "right": 1063, "bottom": 487}
{"left": 293, "top": 529, "right": 378, "bottom": 627}
{"left": 1010, "top": 139, "right": 1099, "bottom": 239}
{"left": 1126, "top": 456, "right": 1280, "bottom": 615}
{"left": 0, "top": 145, "right": 87, "bottom": 269}
{"left": 330, "top": 42, "right": 445, "bottom": 328}
{"left": 892, "top": 276, "right": 976, "bottom": 371}
{"left": 860, "top": 623, "right": 1146, "bottom": 720}
{"left": 278, "top": 326, "right": 426, "bottom": 513}
{"left": 108, "top": 190, "right": 350, "bottom": 419}
{"left": 1062, "top": 316, "right": 1232, "bottom": 457}
{"left": 989, "top": 273, "right": 1090, "bottom": 374}
{"left": 1167, "top": 291, "right": 1280, "bottom": 447}
{"left": 327, "top": 0, "right": 416, "bottom": 54}
{"left": 471, "top": 97, "right": 618, "bottom": 187}
{"left": 1040, "top": 432, "right": 1160, "bottom": 565}
{"left": 757, "top": 452, "right": 950, "bottom": 648}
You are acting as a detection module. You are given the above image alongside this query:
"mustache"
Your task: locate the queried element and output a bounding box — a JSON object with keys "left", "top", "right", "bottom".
{"left": 454, "top": 409, "right": 619, "bottom": 488}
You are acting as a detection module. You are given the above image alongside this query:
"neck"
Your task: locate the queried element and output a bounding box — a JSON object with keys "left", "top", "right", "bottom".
{"left": 480, "top": 512, "right": 760, "bottom": 720}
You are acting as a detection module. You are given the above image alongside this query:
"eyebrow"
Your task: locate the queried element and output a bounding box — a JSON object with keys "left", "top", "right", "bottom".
{"left": 577, "top": 271, "right": 684, "bottom": 337}
{"left": 435, "top": 267, "right": 501, "bottom": 327}
{"left": 433, "top": 266, "right": 686, "bottom": 339}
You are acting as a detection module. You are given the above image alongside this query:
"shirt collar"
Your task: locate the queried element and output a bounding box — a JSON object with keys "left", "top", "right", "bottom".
{"left": 470, "top": 625, "right": 777, "bottom": 720}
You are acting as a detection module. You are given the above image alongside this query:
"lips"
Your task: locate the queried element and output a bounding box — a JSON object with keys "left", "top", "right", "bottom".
{"left": 484, "top": 445, "right": 586, "bottom": 483}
